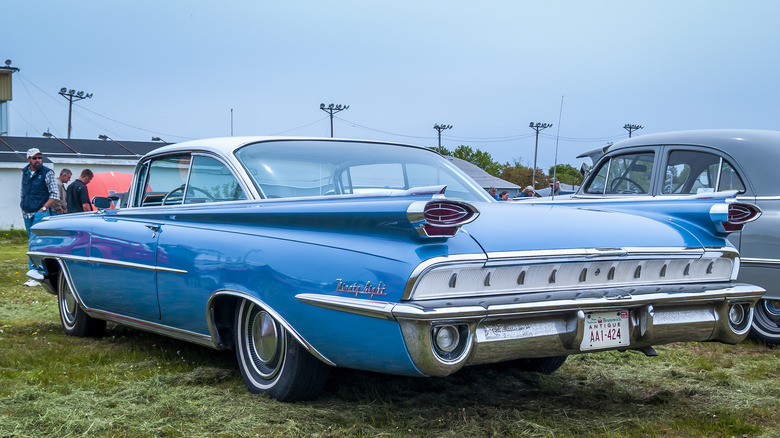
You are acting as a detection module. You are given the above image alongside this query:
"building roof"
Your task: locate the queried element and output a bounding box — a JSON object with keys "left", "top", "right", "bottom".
{"left": 0, "top": 136, "right": 163, "bottom": 165}
{"left": 445, "top": 156, "right": 520, "bottom": 191}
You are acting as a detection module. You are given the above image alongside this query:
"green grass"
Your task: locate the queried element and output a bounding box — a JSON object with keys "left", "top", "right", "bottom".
{"left": 1, "top": 232, "right": 780, "bottom": 437}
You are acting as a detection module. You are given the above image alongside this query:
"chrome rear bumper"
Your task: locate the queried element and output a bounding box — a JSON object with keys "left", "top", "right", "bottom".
{"left": 298, "top": 282, "right": 764, "bottom": 376}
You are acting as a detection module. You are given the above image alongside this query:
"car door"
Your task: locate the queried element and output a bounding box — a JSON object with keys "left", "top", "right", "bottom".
{"left": 82, "top": 216, "right": 162, "bottom": 320}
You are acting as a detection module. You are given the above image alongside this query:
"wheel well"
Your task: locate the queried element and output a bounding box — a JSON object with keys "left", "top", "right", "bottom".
{"left": 210, "top": 295, "right": 241, "bottom": 350}
{"left": 42, "top": 258, "right": 62, "bottom": 294}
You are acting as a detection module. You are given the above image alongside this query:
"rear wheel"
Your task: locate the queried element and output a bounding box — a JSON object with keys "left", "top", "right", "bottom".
{"left": 58, "top": 272, "right": 106, "bottom": 337}
{"left": 234, "top": 300, "right": 330, "bottom": 401}
{"left": 748, "top": 299, "right": 780, "bottom": 345}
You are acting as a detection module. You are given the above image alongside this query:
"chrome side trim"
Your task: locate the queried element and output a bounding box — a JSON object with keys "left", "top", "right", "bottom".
{"left": 87, "top": 308, "right": 217, "bottom": 348}
{"left": 27, "top": 251, "right": 188, "bottom": 274}
{"left": 298, "top": 283, "right": 764, "bottom": 321}
{"left": 208, "top": 290, "right": 336, "bottom": 367}
{"left": 742, "top": 257, "right": 780, "bottom": 266}
{"left": 295, "top": 294, "right": 397, "bottom": 320}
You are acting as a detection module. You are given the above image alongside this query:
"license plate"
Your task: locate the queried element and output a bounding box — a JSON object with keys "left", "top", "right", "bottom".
{"left": 581, "top": 310, "right": 630, "bottom": 351}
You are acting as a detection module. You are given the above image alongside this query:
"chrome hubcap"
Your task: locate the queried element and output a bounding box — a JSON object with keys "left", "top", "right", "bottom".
{"left": 252, "top": 311, "right": 279, "bottom": 363}
{"left": 60, "top": 277, "right": 77, "bottom": 325}
{"left": 763, "top": 300, "right": 780, "bottom": 318}
{"left": 244, "top": 304, "right": 284, "bottom": 380}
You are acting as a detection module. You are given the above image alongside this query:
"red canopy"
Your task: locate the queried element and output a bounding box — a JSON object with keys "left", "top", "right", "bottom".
{"left": 88, "top": 172, "right": 133, "bottom": 208}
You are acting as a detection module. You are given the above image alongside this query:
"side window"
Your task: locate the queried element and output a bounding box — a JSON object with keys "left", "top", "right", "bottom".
{"left": 138, "top": 155, "right": 191, "bottom": 207}
{"left": 584, "top": 152, "right": 654, "bottom": 195}
{"left": 663, "top": 150, "right": 745, "bottom": 194}
{"left": 185, "top": 156, "right": 247, "bottom": 204}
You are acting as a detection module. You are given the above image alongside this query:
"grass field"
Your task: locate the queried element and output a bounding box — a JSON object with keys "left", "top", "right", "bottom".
{"left": 1, "top": 232, "right": 780, "bottom": 437}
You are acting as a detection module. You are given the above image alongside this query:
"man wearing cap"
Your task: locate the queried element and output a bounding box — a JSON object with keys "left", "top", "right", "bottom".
{"left": 518, "top": 186, "right": 536, "bottom": 197}
{"left": 21, "top": 148, "right": 59, "bottom": 286}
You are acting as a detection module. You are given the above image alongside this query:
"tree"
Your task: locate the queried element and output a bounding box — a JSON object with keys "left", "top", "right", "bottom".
{"left": 452, "top": 145, "right": 502, "bottom": 176}
{"left": 548, "top": 164, "right": 584, "bottom": 187}
{"left": 496, "top": 161, "right": 548, "bottom": 189}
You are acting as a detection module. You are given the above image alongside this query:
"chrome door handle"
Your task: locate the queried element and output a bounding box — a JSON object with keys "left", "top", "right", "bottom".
{"left": 145, "top": 224, "right": 161, "bottom": 237}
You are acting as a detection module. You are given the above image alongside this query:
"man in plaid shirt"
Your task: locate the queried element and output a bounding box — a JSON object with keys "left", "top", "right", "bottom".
{"left": 20, "top": 148, "right": 59, "bottom": 286}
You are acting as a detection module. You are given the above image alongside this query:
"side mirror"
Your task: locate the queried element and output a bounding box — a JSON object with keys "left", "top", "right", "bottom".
{"left": 92, "top": 196, "right": 113, "bottom": 210}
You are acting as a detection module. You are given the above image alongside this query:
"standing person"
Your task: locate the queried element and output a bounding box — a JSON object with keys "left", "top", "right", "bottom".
{"left": 66, "top": 169, "right": 94, "bottom": 213}
{"left": 21, "top": 148, "right": 59, "bottom": 286}
{"left": 52, "top": 168, "right": 72, "bottom": 214}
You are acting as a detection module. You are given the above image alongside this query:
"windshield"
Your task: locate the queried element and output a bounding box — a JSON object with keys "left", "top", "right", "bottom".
{"left": 234, "top": 140, "right": 491, "bottom": 202}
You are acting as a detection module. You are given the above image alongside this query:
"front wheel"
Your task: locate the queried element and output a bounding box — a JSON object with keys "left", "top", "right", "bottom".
{"left": 748, "top": 299, "right": 780, "bottom": 345}
{"left": 58, "top": 272, "right": 106, "bottom": 337}
{"left": 234, "top": 300, "right": 330, "bottom": 401}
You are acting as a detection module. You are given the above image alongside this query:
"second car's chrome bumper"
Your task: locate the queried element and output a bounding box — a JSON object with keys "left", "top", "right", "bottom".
{"left": 298, "top": 282, "right": 764, "bottom": 376}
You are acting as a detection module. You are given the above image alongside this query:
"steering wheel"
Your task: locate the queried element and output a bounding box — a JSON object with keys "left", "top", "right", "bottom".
{"left": 609, "top": 176, "right": 646, "bottom": 194}
{"left": 161, "top": 185, "right": 216, "bottom": 205}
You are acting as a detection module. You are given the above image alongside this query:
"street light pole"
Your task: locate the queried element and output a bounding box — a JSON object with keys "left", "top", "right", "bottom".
{"left": 623, "top": 123, "right": 644, "bottom": 138}
{"left": 529, "top": 122, "right": 552, "bottom": 189}
{"left": 58, "top": 88, "right": 93, "bottom": 139}
{"left": 42, "top": 131, "right": 78, "bottom": 153}
{"left": 319, "top": 103, "right": 349, "bottom": 137}
{"left": 433, "top": 124, "right": 452, "bottom": 153}
{"left": 99, "top": 134, "right": 137, "bottom": 155}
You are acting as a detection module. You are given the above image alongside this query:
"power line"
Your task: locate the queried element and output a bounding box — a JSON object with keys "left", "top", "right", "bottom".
{"left": 269, "top": 116, "right": 329, "bottom": 135}
{"left": 74, "top": 104, "right": 196, "bottom": 140}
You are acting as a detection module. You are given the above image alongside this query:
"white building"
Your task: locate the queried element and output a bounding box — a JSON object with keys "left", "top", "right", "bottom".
{"left": 2, "top": 136, "right": 159, "bottom": 229}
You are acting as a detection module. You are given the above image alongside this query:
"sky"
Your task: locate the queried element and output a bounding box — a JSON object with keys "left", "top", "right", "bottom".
{"left": 4, "top": 1, "right": 780, "bottom": 173}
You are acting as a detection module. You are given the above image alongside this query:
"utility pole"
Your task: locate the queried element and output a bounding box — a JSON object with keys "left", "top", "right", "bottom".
{"left": 58, "top": 88, "right": 93, "bottom": 139}
{"left": 623, "top": 123, "right": 644, "bottom": 138}
{"left": 529, "top": 122, "right": 552, "bottom": 189}
{"left": 319, "top": 103, "right": 349, "bottom": 137}
{"left": 433, "top": 123, "right": 452, "bottom": 154}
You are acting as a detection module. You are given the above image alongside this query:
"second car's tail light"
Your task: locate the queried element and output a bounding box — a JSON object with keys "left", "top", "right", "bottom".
{"left": 407, "top": 200, "right": 479, "bottom": 238}
{"left": 710, "top": 202, "right": 762, "bottom": 233}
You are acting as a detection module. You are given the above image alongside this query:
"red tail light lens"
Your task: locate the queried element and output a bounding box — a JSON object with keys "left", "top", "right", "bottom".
{"left": 728, "top": 203, "right": 760, "bottom": 224}
{"left": 424, "top": 202, "right": 476, "bottom": 226}
{"left": 712, "top": 202, "right": 762, "bottom": 233}
{"left": 408, "top": 200, "right": 479, "bottom": 238}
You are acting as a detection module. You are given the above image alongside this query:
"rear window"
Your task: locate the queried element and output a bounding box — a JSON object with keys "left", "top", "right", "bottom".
{"left": 663, "top": 150, "right": 745, "bottom": 194}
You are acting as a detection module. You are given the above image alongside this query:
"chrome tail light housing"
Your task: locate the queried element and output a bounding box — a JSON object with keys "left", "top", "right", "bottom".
{"left": 710, "top": 202, "right": 762, "bottom": 233}
{"left": 407, "top": 199, "right": 479, "bottom": 238}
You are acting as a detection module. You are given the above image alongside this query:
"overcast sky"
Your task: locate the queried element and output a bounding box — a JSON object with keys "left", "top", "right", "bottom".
{"left": 4, "top": 1, "right": 779, "bottom": 171}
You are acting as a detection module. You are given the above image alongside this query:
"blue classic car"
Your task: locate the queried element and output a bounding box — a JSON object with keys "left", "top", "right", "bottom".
{"left": 570, "top": 130, "right": 780, "bottom": 344}
{"left": 27, "top": 137, "right": 764, "bottom": 401}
